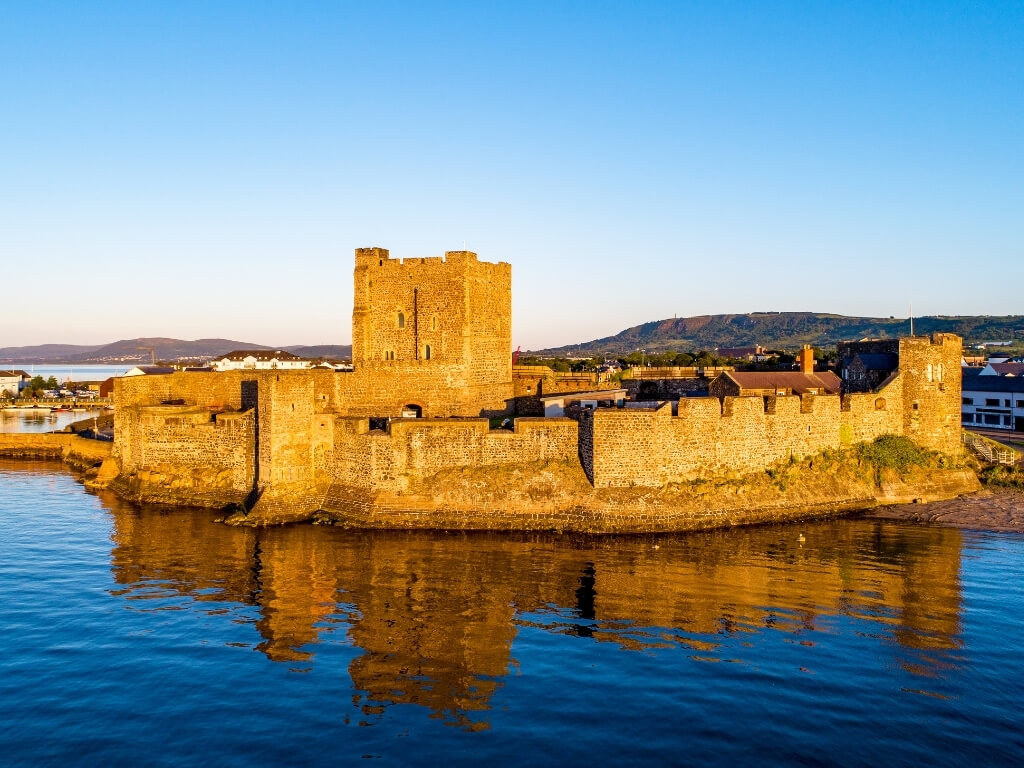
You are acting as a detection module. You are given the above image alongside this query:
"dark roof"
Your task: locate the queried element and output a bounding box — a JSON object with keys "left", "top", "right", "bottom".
{"left": 0, "top": 370, "right": 30, "bottom": 378}
{"left": 220, "top": 349, "right": 304, "bottom": 361}
{"left": 722, "top": 371, "right": 842, "bottom": 395}
{"left": 962, "top": 376, "right": 1024, "bottom": 394}
{"left": 987, "top": 363, "right": 1024, "bottom": 377}
{"left": 137, "top": 366, "right": 176, "bottom": 375}
{"left": 852, "top": 353, "right": 898, "bottom": 370}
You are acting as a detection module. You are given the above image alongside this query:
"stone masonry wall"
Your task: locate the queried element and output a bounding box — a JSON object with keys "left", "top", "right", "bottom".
{"left": 130, "top": 407, "right": 253, "bottom": 487}
{"left": 584, "top": 384, "right": 906, "bottom": 488}
{"left": 330, "top": 417, "right": 578, "bottom": 491}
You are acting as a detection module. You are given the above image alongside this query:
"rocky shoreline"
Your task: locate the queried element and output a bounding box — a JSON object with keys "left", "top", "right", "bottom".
{"left": 4, "top": 431, "right": 1020, "bottom": 534}
{"left": 863, "top": 488, "right": 1024, "bottom": 533}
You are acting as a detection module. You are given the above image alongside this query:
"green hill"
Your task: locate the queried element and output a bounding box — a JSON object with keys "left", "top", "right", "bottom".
{"left": 531, "top": 313, "right": 1024, "bottom": 357}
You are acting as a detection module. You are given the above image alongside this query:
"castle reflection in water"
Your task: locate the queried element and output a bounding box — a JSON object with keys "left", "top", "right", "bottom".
{"left": 103, "top": 491, "right": 963, "bottom": 730}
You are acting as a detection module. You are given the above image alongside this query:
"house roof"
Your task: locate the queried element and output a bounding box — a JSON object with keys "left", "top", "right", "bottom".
{"left": 985, "top": 363, "right": 1024, "bottom": 377}
{"left": 125, "top": 366, "right": 176, "bottom": 376}
{"left": 721, "top": 371, "right": 842, "bottom": 395}
{"left": 220, "top": 349, "right": 304, "bottom": 361}
{"left": 962, "top": 376, "right": 1024, "bottom": 394}
{"left": 852, "top": 353, "right": 898, "bottom": 370}
{"left": 0, "top": 370, "right": 30, "bottom": 378}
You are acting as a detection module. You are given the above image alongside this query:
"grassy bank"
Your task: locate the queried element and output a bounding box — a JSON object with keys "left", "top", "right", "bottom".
{"left": 979, "top": 464, "right": 1024, "bottom": 489}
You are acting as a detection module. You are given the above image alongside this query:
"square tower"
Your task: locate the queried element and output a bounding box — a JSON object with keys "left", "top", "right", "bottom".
{"left": 347, "top": 248, "right": 513, "bottom": 417}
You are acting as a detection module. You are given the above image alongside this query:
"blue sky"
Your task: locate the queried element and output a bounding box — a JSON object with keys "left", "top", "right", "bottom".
{"left": 1, "top": 1, "right": 1021, "bottom": 349}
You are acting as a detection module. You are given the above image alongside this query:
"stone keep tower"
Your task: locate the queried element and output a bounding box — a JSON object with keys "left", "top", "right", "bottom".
{"left": 896, "top": 333, "right": 963, "bottom": 456}
{"left": 349, "top": 247, "right": 513, "bottom": 417}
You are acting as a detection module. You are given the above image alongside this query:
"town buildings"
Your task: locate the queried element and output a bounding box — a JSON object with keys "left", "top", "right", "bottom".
{"left": 962, "top": 369, "right": 1024, "bottom": 432}
{"left": 212, "top": 350, "right": 312, "bottom": 372}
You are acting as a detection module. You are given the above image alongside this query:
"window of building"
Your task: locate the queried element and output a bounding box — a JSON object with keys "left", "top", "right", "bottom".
{"left": 926, "top": 364, "right": 933, "bottom": 382}
{"left": 1005, "top": 399, "right": 1012, "bottom": 407}
{"left": 874, "top": 397, "right": 886, "bottom": 410}
{"left": 986, "top": 398, "right": 1000, "bottom": 406}
{"left": 431, "top": 315, "right": 438, "bottom": 331}
{"left": 962, "top": 397, "right": 973, "bottom": 405}
{"left": 397, "top": 312, "right": 405, "bottom": 329}
{"left": 424, "top": 344, "right": 432, "bottom": 360}
{"left": 984, "top": 414, "right": 1001, "bottom": 425}
{"left": 963, "top": 413, "right": 974, "bottom": 422}
{"left": 1017, "top": 400, "right": 1024, "bottom": 408}
{"left": 937, "top": 363, "right": 944, "bottom": 382}
{"left": 1004, "top": 415, "right": 1012, "bottom": 426}
{"left": 383, "top": 350, "right": 395, "bottom": 361}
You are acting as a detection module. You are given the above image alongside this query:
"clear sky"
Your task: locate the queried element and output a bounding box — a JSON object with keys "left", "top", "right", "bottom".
{"left": 1, "top": 1, "right": 1021, "bottom": 350}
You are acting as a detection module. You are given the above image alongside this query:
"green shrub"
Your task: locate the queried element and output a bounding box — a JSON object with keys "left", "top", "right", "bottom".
{"left": 856, "top": 435, "right": 935, "bottom": 478}
{"left": 979, "top": 464, "right": 1024, "bottom": 489}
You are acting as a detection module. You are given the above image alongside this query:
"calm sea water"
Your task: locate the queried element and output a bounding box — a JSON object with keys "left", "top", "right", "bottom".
{"left": 12, "top": 364, "right": 132, "bottom": 382}
{"left": 0, "top": 409, "right": 108, "bottom": 434}
{"left": 1, "top": 462, "right": 1022, "bottom": 767}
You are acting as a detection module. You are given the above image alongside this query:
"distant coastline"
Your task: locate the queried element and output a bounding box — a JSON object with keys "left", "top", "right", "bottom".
{"left": 0, "top": 338, "right": 352, "bottom": 366}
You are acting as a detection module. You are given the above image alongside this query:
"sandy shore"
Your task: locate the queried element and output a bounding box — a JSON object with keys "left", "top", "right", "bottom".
{"left": 863, "top": 488, "right": 1024, "bottom": 532}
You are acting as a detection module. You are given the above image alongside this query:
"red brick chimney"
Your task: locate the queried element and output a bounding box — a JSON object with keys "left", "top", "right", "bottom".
{"left": 798, "top": 345, "right": 815, "bottom": 374}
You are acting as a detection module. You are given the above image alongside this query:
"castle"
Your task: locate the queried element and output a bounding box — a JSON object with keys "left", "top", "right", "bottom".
{"left": 110, "top": 248, "right": 970, "bottom": 530}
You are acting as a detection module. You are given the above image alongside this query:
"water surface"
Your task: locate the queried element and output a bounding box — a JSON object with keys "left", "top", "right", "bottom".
{"left": 8, "top": 364, "right": 132, "bottom": 382}
{"left": 1, "top": 408, "right": 108, "bottom": 434}
{"left": 1, "top": 461, "right": 1021, "bottom": 766}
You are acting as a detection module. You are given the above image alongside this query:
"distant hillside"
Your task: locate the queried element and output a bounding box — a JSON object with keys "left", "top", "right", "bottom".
{"left": 531, "top": 313, "right": 1024, "bottom": 357}
{"left": 285, "top": 344, "right": 352, "bottom": 360}
{"left": 0, "top": 343, "right": 105, "bottom": 362}
{"left": 0, "top": 338, "right": 350, "bottom": 364}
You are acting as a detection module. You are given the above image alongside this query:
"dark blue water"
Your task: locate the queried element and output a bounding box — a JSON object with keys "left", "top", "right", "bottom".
{"left": 2, "top": 461, "right": 1022, "bottom": 766}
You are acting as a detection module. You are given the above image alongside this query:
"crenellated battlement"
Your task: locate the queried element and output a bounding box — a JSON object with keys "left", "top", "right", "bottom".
{"left": 354, "top": 247, "right": 505, "bottom": 269}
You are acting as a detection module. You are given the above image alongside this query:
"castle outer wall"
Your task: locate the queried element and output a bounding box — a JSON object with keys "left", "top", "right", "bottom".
{"left": 108, "top": 329, "right": 971, "bottom": 528}
{"left": 105, "top": 245, "right": 969, "bottom": 528}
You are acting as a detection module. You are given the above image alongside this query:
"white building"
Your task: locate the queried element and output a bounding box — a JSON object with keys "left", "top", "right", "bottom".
{"left": 962, "top": 375, "right": 1024, "bottom": 432}
{"left": 0, "top": 370, "right": 29, "bottom": 396}
{"left": 211, "top": 350, "right": 312, "bottom": 372}
{"left": 540, "top": 389, "right": 627, "bottom": 418}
